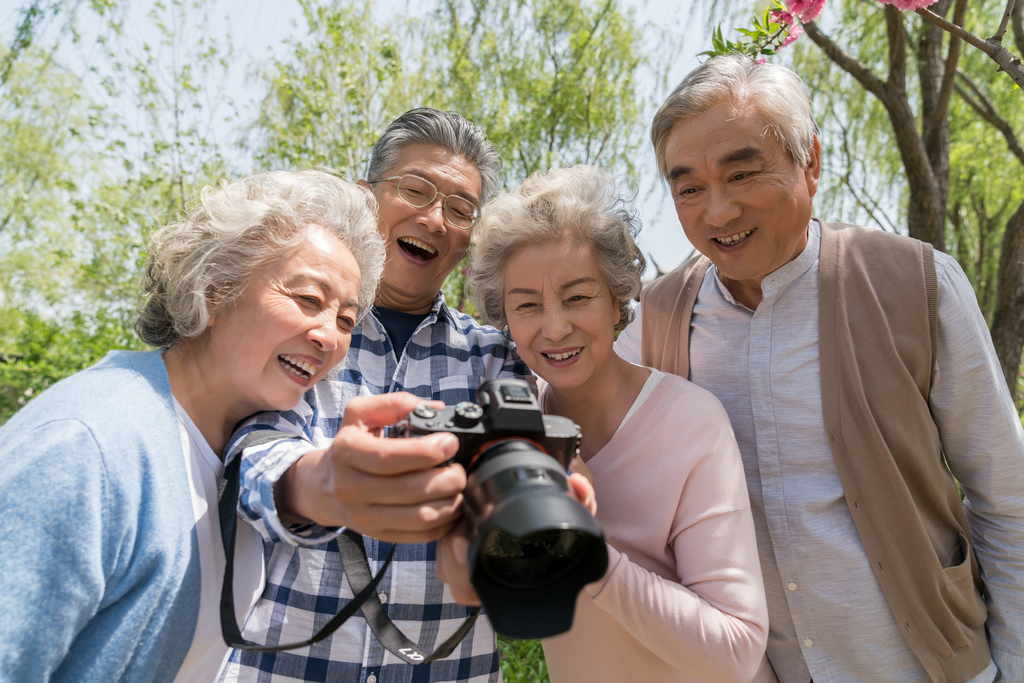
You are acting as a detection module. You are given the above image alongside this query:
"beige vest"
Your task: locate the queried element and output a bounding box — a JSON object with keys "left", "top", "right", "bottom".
{"left": 640, "top": 222, "right": 991, "bottom": 683}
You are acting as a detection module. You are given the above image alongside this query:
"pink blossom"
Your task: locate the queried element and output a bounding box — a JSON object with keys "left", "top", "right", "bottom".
{"left": 781, "top": 24, "right": 805, "bottom": 47}
{"left": 800, "top": 0, "right": 826, "bottom": 21}
{"left": 785, "top": 0, "right": 827, "bottom": 21}
{"left": 770, "top": 9, "right": 796, "bottom": 26}
{"left": 756, "top": 57, "right": 768, "bottom": 64}
{"left": 783, "top": 0, "right": 815, "bottom": 16}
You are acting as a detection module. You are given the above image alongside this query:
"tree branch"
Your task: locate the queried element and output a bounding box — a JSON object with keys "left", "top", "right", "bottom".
{"left": 828, "top": 100, "right": 898, "bottom": 232}
{"left": 916, "top": 4, "right": 1024, "bottom": 89}
{"left": 802, "top": 21, "right": 889, "bottom": 102}
{"left": 917, "top": 5, "right": 994, "bottom": 49}
{"left": 954, "top": 70, "right": 1024, "bottom": 167}
{"left": 885, "top": 6, "right": 909, "bottom": 97}
{"left": 925, "top": 0, "right": 966, "bottom": 150}
{"left": 995, "top": 0, "right": 1015, "bottom": 43}
{"left": 1013, "top": 0, "right": 1024, "bottom": 60}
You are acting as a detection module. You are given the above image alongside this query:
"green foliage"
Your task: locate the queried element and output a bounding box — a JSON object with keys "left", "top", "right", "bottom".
{"left": 420, "top": 0, "right": 649, "bottom": 186}
{"left": 700, "top": 5, "right": 786, "bottom": 60}
{"left": 0, "top": 47, "right": 106, "bottom": 308}
{"left": 251, "top": 0, "right": 412, "bottom": 180}
{"left": 498, "top": 636, "right": 549, "bottom": 683}
{"left": 0, "top": 308, "right": 144, "bottom": 424}
{"left": 0, "top": 0, "right": 235, "bottom": 419}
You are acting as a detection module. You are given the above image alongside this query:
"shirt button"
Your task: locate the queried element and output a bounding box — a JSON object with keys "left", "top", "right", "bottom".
{"left": 788, "top": 582, "right": 797, "bottom": 591}
{"left": 378, "top": 592, "right": 388, "bottom": 604}
{"left": 367, "top": 675, "right": 377, "bottom": 683}
{"left": 804, "top": 638, "right": 813, "bottom": 648}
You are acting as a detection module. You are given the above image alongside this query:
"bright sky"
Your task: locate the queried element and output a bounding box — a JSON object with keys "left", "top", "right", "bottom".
{"left": 0, "top": 0, "right": 708, "bottom": 274}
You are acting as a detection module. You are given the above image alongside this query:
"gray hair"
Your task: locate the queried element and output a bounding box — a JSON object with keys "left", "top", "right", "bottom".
{"left": 651, "top": 54, "right": 819, "bottom": 178}
{"left": 469, "top": 165, "right": 645, "bottom": 333}
{"left": 135, "top": 169, "right": 386, "bottom": 348}
{"left": 367, "top": 108, "right": 502, "bottom": 203}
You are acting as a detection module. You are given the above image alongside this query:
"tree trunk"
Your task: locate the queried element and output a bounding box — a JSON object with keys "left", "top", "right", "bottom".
{"left": 918, "top": 0, "right": 952, "bottom": 221}
{"left": 883, "top": 7, "right": 948, "bottom": 251}
{"left": 803, "top": 11, "right": 948, "bottom": 251}
{"left": 989, "top": 199, "right": 1024, "bottom": 400}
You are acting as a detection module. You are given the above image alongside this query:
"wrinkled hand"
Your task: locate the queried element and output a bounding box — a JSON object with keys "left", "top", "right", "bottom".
{"left": 274, "top": 392, "right": 466, "bottom": 544}
{"left": 436, "top": 471, "right": 597, "bottom": 606}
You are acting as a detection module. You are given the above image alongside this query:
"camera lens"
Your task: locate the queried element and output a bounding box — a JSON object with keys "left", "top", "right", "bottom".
{"left": 479, "top": 527, "right": 589, "bottom": 588}
{"left": 465, "top": 441, "right": 607, "bottom": 639}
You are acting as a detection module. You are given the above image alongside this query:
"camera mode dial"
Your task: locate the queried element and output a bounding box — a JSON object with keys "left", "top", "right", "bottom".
{"left": 412, "top": 404, "right": 437, "bottom": 419}
{"left": 453, "top": 401, "right": 484, "bottom": 428}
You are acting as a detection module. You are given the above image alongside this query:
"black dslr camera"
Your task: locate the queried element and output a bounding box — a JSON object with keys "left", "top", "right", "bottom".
{"left": 389, "top": 379, "right": 608, "bottom": 639}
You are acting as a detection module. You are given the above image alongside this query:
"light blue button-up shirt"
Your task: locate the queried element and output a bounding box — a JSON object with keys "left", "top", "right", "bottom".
{"left": 617, "top": 221, "right": 1024, "bottom": 683}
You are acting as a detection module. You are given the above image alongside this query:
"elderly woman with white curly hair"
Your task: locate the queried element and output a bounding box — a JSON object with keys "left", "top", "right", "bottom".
{"left": 0, "top": 170, "right": 385, "bottom": 683}
{"left": 441, "top": 165, "right": 774, "bottom": 682}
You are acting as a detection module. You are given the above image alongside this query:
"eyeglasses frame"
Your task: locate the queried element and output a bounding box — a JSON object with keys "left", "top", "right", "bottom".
{"left": 369, "top": 174, "right": 480, "bottom": 230}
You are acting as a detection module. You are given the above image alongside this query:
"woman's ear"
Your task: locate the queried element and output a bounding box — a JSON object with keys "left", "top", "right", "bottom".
{"left": 206, "top": 290, "right": 223, "bottom": 328}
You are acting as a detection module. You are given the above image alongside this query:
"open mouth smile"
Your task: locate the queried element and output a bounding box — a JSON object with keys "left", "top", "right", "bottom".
{"left": 543, "top": 349, "right": 581, "bottom": 361}
{"left": 398, "top": 236, "right": 438, "bottom": 261}
{"left": 714, "top": 228, "right": 754, "bottom": 246}
{"left": 279, "top": 354, "right": 317, "bottom": 382}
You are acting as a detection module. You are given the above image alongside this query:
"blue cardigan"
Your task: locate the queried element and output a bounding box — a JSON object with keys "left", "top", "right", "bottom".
{"left": 0, "top": 350, "right": 200, "bottom": 682}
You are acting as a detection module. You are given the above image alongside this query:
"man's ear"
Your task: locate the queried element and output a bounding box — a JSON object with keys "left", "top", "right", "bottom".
{"left": 357, "top": 179, "right": 372, "bottom": 191}
{"left": 805, "top": 134, "right": 822, "bottom": 199}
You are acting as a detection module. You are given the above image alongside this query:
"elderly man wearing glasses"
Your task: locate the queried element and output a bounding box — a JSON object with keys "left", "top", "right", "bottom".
{"left": 217, "top": 109, "right": 531, "bottom": 683}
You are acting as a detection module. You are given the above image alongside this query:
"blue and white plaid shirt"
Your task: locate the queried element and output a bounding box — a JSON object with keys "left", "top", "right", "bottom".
{"left": 219, "top": 293, "right": 529, "bottom": 683}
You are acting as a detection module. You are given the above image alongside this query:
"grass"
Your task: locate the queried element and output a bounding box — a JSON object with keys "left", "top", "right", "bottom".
{"left": 498, "top": 637, "right": 549, "bottom": 683}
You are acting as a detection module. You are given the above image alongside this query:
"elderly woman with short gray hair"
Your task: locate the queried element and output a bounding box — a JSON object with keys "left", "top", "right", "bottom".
{"left": 0, "top": 169, "right": 384, "bottom": 683}
{"left": 462, "top": 164, "right": 773, "bottom": 683}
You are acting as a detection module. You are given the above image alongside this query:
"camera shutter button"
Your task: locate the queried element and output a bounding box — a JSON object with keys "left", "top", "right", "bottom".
{"left": 453, "top": 402, "right": 484, "bottom": 427}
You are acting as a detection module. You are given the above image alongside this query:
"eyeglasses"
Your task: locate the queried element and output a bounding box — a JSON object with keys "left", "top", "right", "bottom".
{"left": 369, "top": 174, "right": 479, "bottom": 230}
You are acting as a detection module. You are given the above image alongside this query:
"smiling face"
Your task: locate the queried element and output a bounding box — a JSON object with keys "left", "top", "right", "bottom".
{"left": 502, "top": 239, "right": 620, "bottom": 393}
{"left": 664, "top": 99, "right": 821, "bottom": 309}
{"left": 204, "top": 226, "right": 362, "bottom": 418}
{"left": 363, "top": 142, "right": 483, "bottom": 314}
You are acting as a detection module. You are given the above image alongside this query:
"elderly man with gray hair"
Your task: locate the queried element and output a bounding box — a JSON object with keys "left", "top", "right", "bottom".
{"left": 615, "top": 55, "right": 1024, "bottom": 683}
{"left": 218, "top": 109, "right": 530, "bottom": 682}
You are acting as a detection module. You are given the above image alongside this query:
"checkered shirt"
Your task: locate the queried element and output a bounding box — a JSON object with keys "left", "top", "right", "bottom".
{"left": 219, "top": 293, "right": 529, "bottom": 683}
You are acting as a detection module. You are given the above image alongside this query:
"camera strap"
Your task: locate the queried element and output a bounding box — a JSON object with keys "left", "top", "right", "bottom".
{"left": 218, "top": 430, "right": 394, "bottom": 652}
{"left": 337, "top": 531, "right": 481, "bottom": 665}
{"left": 218, "top": 430, "right": 479, "bottom": 664}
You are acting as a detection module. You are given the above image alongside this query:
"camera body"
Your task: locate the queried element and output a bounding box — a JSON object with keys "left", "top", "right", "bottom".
{"left": 390, "top": 379, "right": 580, "bottom": 469}
{"left": 390, "top": 379, "right": 608, "bottom": 639}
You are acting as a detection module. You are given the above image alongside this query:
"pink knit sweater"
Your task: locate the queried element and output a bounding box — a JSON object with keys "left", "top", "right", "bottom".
{"left": 541, "top": 373, "right": 772, "bottom": 683}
